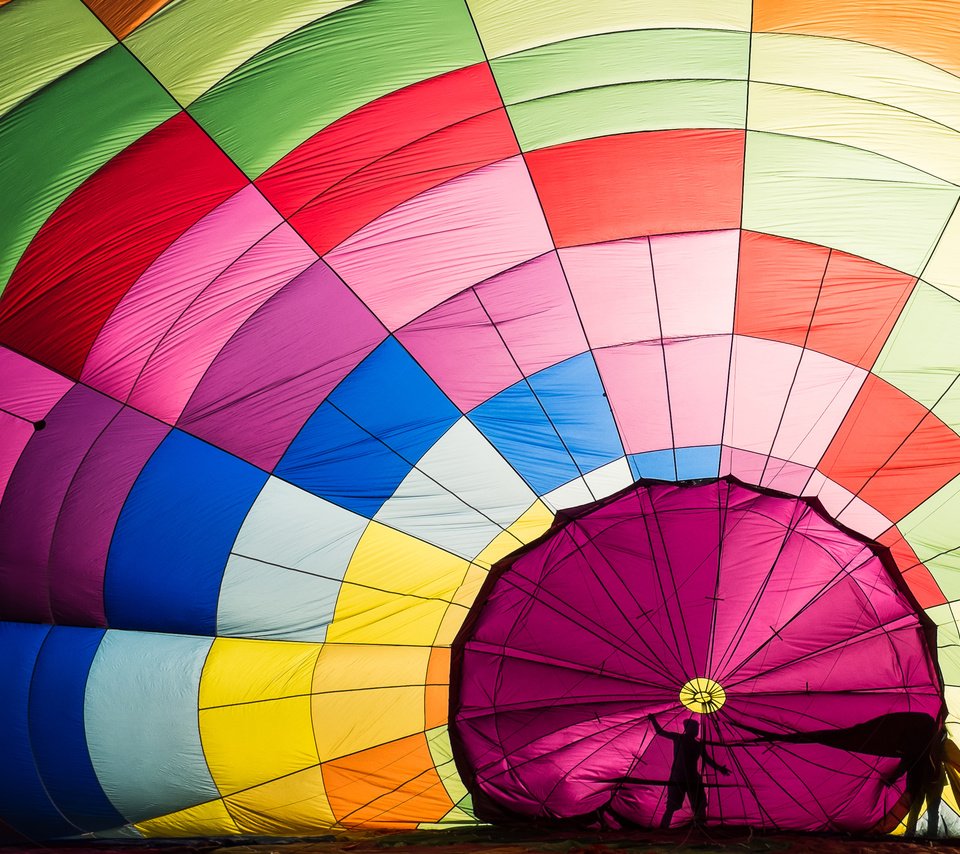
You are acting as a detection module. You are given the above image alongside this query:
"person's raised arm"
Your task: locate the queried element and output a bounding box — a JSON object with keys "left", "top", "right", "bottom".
{"left": 701, "top": 747, "right": 730, "bottom": 776}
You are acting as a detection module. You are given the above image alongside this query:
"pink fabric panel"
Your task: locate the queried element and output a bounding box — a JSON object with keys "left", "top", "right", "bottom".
{"left": 722, "top": 447, "right": 814, "bottom": 494}
{"left": 0, "top": 347, "right": 74, "bottom": 420}
{"left": 128, "top": 223, "right": 317, "bottom": 424}
{"left": 560, "top": 239, "right": 659, "bottom": 348}
{"left": 650, "top": 230, "right": 738, "bottom": 338}
{"left": 594, "top": 343, "right": 671, "bottom": 454}
{"left": 476, "top": 253, "right": 587, "bottom": 377}
{"left": 805, "top": 471, "right": 893, "bottom": 539}
{"left": 396, "top": 289, "right": 522, "bottom": 412}
{"left": 723, "top": 336, "right": 802, "bottom": 455}
{"left": 771, "top": 349, "right": 867, "bottom": 467}
{"left": 324, "top": 156, "right": 554, "bottom": 330}
{"left": 0, "top": 416, "right": 34, "bottom": 500}
{"left": 81, "top": 185, "right": 282, "bottom": 400}
{"left": 664, "top": 335, "right": 730, "bottom": 448}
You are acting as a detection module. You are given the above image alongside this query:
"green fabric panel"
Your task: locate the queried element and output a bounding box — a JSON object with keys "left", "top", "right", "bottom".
{"left": 743, "top": 131, "right": 960, "bottom": 276}
{"left": 0, "top": 0, "right": 115, "bottom": 119}
{"left": 509, "top": 79, "right": 747, "bottom": 151}
{"left": 124, "top": 0, "right": 362, "bottom": 107}
{"left": 491, "top": 29, "right": 749, "bottom": 105}
{"left": 189, "top": 0, "right": 484, "bottom": 178}
{"left": 874, "top": 282, "right": 960, "bottom": 408}
{"left": 900, "top": 478, "right": 960, "bottom": 602}
{"left": 925, "top": 604, "right": 960, "bottom": 683}
{"left": 426, "top": 726, "right": 469, "bottom": 803}
{"left": 0, "top": 44, "right": 177, "bottom": 294}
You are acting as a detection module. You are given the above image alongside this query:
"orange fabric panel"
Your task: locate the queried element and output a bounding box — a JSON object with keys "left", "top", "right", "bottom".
{"left": 735, "top": 231, "right": 829, "bottom": 348}
{"left": 807, "top": 253, "right": 916, "bottom": 370}
{"left": 84, "top": 0, "right": 173, "bottom": 38}
{"left": 754, "top": 0, "right": 960, "bottom": 77}
{"left": 322, "top": 734, "right": 453, "bottom": 828}
{"left": 736, "top": 232, "right": 916, "bottom": 368}
{"left": 425, "top": 647, "right": 450, "bottom": 730}
{"left": 819, "top": 374, "right": 960, "bottom": 521}
{"left": 525, "top": 130, "right": 744, "bottom": 247}
{"left": 876, "top": 527, "right": 946, "bottom": 609}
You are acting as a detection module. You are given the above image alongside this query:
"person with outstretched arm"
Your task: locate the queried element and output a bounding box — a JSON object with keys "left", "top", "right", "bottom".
{"left": 649, "top": 714, "right": 730, "bottom": 828}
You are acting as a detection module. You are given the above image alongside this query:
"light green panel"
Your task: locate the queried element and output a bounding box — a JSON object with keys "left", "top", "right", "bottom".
{"left": 426, "top": 726, "right": 470, "bottom": 804}
{"left": 189, "top": 0, "right": 484, "bottom": 178}
{"left": 467, "top": 0, "right": 751, "bottom": 58}
{"left": 125, "top": 0, "right": 362, "bottom": 106}
{"left": 0, "top": 44, "right": 177, "bottom": 293}
{"left": 0, "top": 0, "right": 114, "bottom": 119}
{"left": 743, "top": 132, "right": 960, "bottom": 276}
{"left": 508, "top": 79, "right": 747, "bottom": 151}
{"left": 751, "top": 33, "right": 960, "bottom": 135}
{"left": 928, "top": 604, "right": 960, "bottom": 685}
{"left": 490, "top": 29, "right": 748, "bottom": 105}
{"left": 873, "top": 282, "right": 960, "bottom": 408}
{"left": 900, "top": 477, "right": 960, "bottom": 603}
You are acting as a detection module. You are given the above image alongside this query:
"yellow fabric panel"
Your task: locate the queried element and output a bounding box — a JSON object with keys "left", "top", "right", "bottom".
{"left": 749, "top": 82, "right": 960, "bottom": 186}
{"left": 751, "top": 33, "right": 960, "bottom": 133}
{"left": 200, "top": 637, "right": 321, "bottom": 708}
{"left": 125, "top": 0, "right": 362, "bottom": 105}
{"left": 753, "top": 0, "right": 960, "bottom": 78}
{"left": 466, "top": 0, "right": 750, "bottom": 58}
{"left": 225, "top": 765, "right": 337, "bottom": 833}
{"left": 200, "top": 696, "right": 320, "bottom": 795}
{"left": 328, "top": 522, "right": 469, "bottom": 644}
{"left": 136, "top": 797, "right": 239, "bottom": 837}
{"left": 311, "top": 643, "right": 429, "bottom": 760}
{"left": 434, "top": 602, "right": 472, "bottom": 647}
{"left": 473, "top": 500, "right": 554, "bottom": 569}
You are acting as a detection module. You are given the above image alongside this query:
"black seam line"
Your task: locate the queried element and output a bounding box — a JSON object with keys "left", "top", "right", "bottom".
{"left": 719, "top": 548, "right": 898, "bottom": 683}
{"left": 229, "top": 551, "right": 466, "bottom": 604}
{"left": 710, "top": 500, "right": 808, "bottom": 676}
{"left": 758, "top": 250, "right": 831, "bottom": 486}
{"left": 484, "top": 542, "right": 684, "bottom": 685}
{"left": 22, "top": 626, "right": 82, "bottom": 835}
{"left": 645, "top": 239, "right": 679, "bottom": 481}
{"left": 459, "top": 0, "right": 629, "bottom": 505}
{"left": 0, "top": 404, "right": 39, "bottom": 423}
{"left": 72, "top": 29, "right": 544, "bottom": 578}
{"left": 562, "top": 516, "right": 690, "bottom": 677}
{"left": 705, "top": 481, "right": 734, "bottom": 676}
{"left": 796, "top": 191, "right": 960, "bottom": 505}
{"left": 723, "top": 613, "right": 923, "bottom": 694}
{"left": 194, "top": 635, "right": 226, "bottom": 807}
{"left": 470, "top": 282, "right": 597, "bottom": 499}
{"left": 201, "top": 682, "right": 450, "bottom": 713}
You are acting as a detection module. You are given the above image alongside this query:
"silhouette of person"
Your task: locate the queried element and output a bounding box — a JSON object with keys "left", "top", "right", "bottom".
{"left": 650, "top": 714, "right": 730, "bottom": 828}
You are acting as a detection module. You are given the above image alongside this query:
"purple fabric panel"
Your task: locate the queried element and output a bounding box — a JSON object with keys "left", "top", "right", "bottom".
{"left": 453, "top": 479, "right": 942, "bottom": 832}
{"left": 179, "top": 260, "right": 387, "bottom": 470}
{"left": 47, "top": 407, "right": 169, "bottom": 625}
{"left": 0, "top": 386, "right": 121, "bottom": 622}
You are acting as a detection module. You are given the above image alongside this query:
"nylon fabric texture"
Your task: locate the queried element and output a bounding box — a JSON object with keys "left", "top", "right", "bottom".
{"left": 2, "top": 0, "right": 960, "bottom": 840}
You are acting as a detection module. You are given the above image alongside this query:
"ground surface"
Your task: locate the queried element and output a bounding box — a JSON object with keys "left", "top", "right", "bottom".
{"left": 5, "top": 827, "right": 960, "bottom": 854}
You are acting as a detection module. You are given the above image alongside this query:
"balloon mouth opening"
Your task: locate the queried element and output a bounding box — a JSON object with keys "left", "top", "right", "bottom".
{"left": 450, "top": 476, "right": 944, "bottom": 832}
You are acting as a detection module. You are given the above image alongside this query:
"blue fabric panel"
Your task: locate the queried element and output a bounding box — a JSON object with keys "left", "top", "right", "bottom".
{"left": 277, "top": 338, "right": 460, "bottom": 516}
{"left": 29, "top": 626, "right": 122, "bottom": 831}
{"left": 470, "top": 382, "right": 580, "bottom": 495}
{"left": 527, "top": 354, "right": 624, "bottom": 474}
{"left": 0, "top": 622, "right": 77, "bottom": 839}
{"left": 105, "top": 430, "right": 268, "bottom": 634}
{"left": 675, "top": 445, "right": 722, "bottom": 480}
{"left": 628, "top": 450, "right": 677, "bottom": 481}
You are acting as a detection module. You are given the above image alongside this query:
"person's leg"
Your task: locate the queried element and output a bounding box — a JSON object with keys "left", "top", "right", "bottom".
{"left": 659, "top": 807, "right": 676, "bottom": 829}
{"left": 926, "top": 782, "right": 943, "bottom": 837}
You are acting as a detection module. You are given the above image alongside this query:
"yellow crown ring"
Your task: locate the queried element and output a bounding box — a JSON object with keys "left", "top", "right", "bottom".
{"left": 679, "top": 677, "right": 726, "bottom": 714}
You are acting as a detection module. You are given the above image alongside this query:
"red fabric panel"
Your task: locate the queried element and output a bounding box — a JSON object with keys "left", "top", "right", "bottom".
{"left": 0, "top": 112, "right": 246, "bottom": 378}
{"left": 877, "top": 526, "right": 946, "bottom": 609}
{"left": 735, "top": 231, "right": 830, "bottom": 347}
{"left": 819, "top": 374, "right": 960, "bottom": 521}
{"left": 808, "top": 252, "right": 916, "bottom": 369}
{"left": 256, "top": 63, "right": 516, "bottom": 253}
{"left": 524, "top": 130, "right": 744, "bottom": 247}
{"left": 736, "top": 232, "right": 916, "bottom": 368}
